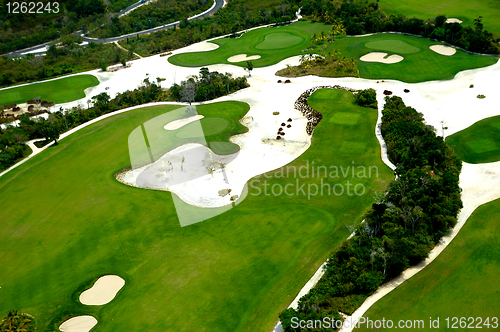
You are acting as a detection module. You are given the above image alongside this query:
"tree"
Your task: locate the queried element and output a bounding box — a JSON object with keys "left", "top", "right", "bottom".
{"left": 206, "top": 166, "right": 215, "bottom": 177}
{"left": 180, "top": 81, "right": 196, "bottom": 108}
{"left": 0, "top": 310, "right": 35, "bottom": 332}
{"left": 99, "top": 60, "right": 108, "bottom": 72}
{"left": 245, "top": 61, "right": 254, "bottom": 77}
{"left": 181, "top": 156, "right": 185, "bottom": 170}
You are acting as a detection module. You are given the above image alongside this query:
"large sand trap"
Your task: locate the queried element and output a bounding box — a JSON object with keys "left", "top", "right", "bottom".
{"left": 446, "top": 18, "right": 462, "bottom": 24}
{"left": 359, "top": 52, "right": 404, "bottom": 64}
{"left": 227, "top": 54, "right": 261, "bottom": 62}
{"left": 164, "top": 115, "right": 204, "bottom": 130}
{"left": 430, "top": 44, "right": 457, "bottom": 56}
{"left": 59, "top": 316, "right": 97, "bottom": 332}
{"left": 79, "top": 275, "right": 125, "bottom": 305}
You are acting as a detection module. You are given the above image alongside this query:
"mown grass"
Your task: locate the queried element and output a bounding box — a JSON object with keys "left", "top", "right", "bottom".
{"left": 379, "top": 0, "right": 500, "bottom": 38}
{"left": 0, "top": 75, "right": 99, "bottom": 105}
{"left": 356, "top": 197, "right": 500, "bottom": 331}
{"left": 323, "top": 33, "right": 498, "bottom": 83}
{"left": 168, "top": 21, "right": 331, "bottom": 68}
{"left": 0, "top": 90, "right": 392, "bottom": 332}
{"left": 446, "top": 115, "right": 500, "bottom": 163}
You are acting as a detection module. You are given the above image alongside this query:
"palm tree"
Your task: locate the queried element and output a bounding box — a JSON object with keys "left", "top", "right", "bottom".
{"left": 0, "top": 310, "right": 35, "bottom": 332}
{"left": 206, "top": 166, "right": 215, "bottom": 177}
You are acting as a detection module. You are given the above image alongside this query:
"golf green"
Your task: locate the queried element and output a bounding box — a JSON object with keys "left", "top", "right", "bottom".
{"left": 168, "top": 21, "right": 331, "bottom": 68}
{"left": 356, "top": 197, "right": 500, "bottom": 331}
{"left": 446, "top": 115, "right": 500, "bottom": 163}
{"left": 255, "top": 32, "right": 304, "bottom": 50}
{"left": 0, "top": 91, "right": 393, "bottom": 332}
{"left": 0, "top": 75, "right": 99, "bottom": 105}
{"left": 323, "top": 34, "right": 498, "bottom": 82}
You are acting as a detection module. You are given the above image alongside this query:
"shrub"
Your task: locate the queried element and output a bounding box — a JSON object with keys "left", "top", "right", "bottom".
{"left": 477, "top": 94, "right": 486, "bottom": 99}
{"left": 354, "top": 88, "right": 377, "bottom": 108}
{"left": 273, "top": 111, "right": 280, "bottom": 115}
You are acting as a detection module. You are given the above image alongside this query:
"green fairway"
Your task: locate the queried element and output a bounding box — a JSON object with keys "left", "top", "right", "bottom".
{"left": 0, "top": 75, "right": 99, "bottom": 105}
{"left": 356, "top": 197, "right": 500, "bottom": 331}
{"left": 324, "top": 33, "right": 498, "bottom": 83}
{"left": 0, "top": 90, "right": 392, "bottom": 332}
{"left": 364, "top": 40, "right": 420, "bottom": 54}
{"left": 168, "top": 21, "right": 331, "bottom": 68}
{"left": 446, "top": 115, "right": 500, "bottom": 163}
{"left": 379, "top": 0, "right": 500, "bottom": 38}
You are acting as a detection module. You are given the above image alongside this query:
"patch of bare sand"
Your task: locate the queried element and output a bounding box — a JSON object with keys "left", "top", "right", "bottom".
{"left": 429, "top": 44, "right": 457, "bottom": 56}
{"left": 227, "top": 54, "right": 261, "bottom": 62}
{"left": 164, "top": 115, "right": 204, "bottom": 130}
{"left": 359, "top": 52, "right": 404, "bottom": 64}
{"left": 59, "top": 316, "right": 97, "bottom": 332}
{"left": 79, "top": 275, "right": 125, "bottom": 306}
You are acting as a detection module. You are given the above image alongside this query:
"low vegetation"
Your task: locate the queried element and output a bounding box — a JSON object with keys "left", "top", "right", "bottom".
{"left": 280, "top": 95, "right": 462, "bottom": 330}
{"left": 275, "top": 51, "right": 359, "bottom": 78}
{"left": 0, "top": 310, "right": 35, "bottom": 332}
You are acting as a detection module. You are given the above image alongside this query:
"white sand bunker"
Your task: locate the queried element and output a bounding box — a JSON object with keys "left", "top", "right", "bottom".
{"left": 59, "top": 316, "right": 97, "bottom": 332}
{"left": 227, "top": 54, "right": 261, "bottom": 62}
{"left": 359, "top": 52, "right": 404, "bottom": 64}
{"left": 79, "top": 275, "right": 125, "bottom": 305}
{"left": 446, "top": 18, "right": 462, "bottom": 24}
{"left": 164, "top": 115, "right": 204, "bottom": 130}
{"left": 429, "top": 44, "right": 457, "bottom": 56}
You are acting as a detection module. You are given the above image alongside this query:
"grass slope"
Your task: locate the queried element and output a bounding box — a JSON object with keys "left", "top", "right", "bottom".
{"left": 446, "top": 115, "right": 500, "bottom": 163}
{"left": 168, "top": 21, "right": 331, "bottom": 68}
{"left": 356, "top": 197, "right": 500, "bottom": 331}
{"left": 0, "top": 75, "right": 99, "bottom": 106}
{"left": 0, "top": 91, "right": 392, "bottom": 332}
{"left": 379, "top": 0, "right": 500, "bottom": 38}
{"left": 323, "top": 33, "right": 498, "bottom": 83}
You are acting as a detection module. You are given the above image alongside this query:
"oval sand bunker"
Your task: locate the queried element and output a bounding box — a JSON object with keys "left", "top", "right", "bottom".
{"left": 429, "top": 45, "right": 457, "bottom": 56}
{"left": 227, "top": 54, "right": 261, "bottom": 62}
{"left": 164, "top": 115, "right": 204, "bottom": 130}
{"left": 446, "top": 18, "right": 462, "bottom": 24}
{"left": 360, "top": 52, "right": 404, "bottom": 64}
{"left": 59, "top": 315, "right": 97, "bottom": 332}
{"left": 79, "top": 275, "right": 125, "bottom": 305}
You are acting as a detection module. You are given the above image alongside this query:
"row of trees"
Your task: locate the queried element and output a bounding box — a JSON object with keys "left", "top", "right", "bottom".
{"left": 169, "top": 67, "right": 249, "bottom": 103}
{"left": 279, "top": 95, "right": 463, "bottom": 331}
{"left": 0, "top": 69, "right": 248, "bottom": 170}
{"left": 299, "top": 0, "right": 499, "bottom": 54}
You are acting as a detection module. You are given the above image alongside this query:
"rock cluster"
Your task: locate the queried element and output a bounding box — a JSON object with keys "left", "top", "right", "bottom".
{"left": 294, "top": 85, "right": 358, "bottom": 135}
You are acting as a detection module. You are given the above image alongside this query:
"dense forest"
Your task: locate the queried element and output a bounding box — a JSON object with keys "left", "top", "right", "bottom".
{"left": 279, "top": 95, "right": 463, "bottom": 331}
{"left": 0, "top": 41, "right": 135, "bottom": 87}
{"left": 0, "top": 0, "right": 209, "bottom": 54}
{"left": 299, "top": 0, "right": 499, "bottom": 54}
{"left": 0, "top": 68, "right": 248, "bottom": 170}
{"left": 89, "top": 0, "right": 212, "bottom": 38}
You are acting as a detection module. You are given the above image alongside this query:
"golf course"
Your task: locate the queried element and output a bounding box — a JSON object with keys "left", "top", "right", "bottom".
{"left": 0, "top": 75, "right": 99, "bottom": 106}
{"left": 379, "top": 0, "right": 500, "bottom": 38}
{"left": 356, "top": 196, "right": 500, "bottom": 331}
{"left": 170, "top": 22, "right": 497, "bottom": 83}
{"left": 0, "top": 89, "right": 393, "bottom": 331}
{"left": 446, "top": 115, "right": 500, "bottom": 163}
{"left": 168, "top": 21, "right": 331, "bottom": 68}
